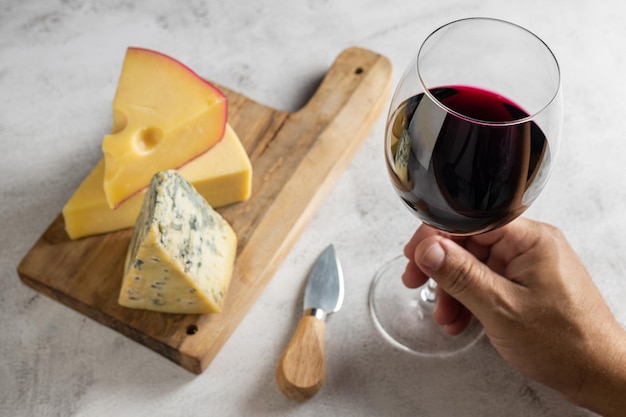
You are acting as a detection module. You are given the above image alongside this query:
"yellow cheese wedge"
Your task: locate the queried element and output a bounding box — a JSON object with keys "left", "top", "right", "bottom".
{"left": 102, "top": 47, "right": 227, "bottom": 208}
{"left": 119, "top": 170, "right": 237, "bottom": 314}
{"left": 62, "top": 125, "right": 251, "bottom": 239}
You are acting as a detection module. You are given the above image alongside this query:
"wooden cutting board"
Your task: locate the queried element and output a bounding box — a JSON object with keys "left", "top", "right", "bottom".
{"left": 17, "top": 47, "right": 392, "bottom": 374}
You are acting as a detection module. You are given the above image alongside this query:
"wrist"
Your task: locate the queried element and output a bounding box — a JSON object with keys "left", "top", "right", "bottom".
{"left": 570, "top": 323, "right": 626, "bottom": 416}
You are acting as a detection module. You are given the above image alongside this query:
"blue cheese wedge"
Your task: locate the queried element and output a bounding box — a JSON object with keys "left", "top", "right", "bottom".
{"left": 119, "top": 170, "right": 237, "bottom": 314}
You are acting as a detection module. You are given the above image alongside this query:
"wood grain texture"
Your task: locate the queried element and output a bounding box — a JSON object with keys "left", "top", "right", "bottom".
{"left": 276, "top": 316, "right": 327, "bottom": 401}
{"left": 17, "top": 47, "right": 392, "bottom": 374}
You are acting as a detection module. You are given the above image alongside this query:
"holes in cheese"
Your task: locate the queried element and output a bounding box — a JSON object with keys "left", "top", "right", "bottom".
{"left": 62, "top": 125, "right": 252, "bottom": 239}
{"left": 119, "top": 170, "right": 237, "bottom": 314}
{"left": 102, "top": 47, "right": 227, "bottom": 209}
{"left": 134, "top": 127, "right": 164, "bottom": 153}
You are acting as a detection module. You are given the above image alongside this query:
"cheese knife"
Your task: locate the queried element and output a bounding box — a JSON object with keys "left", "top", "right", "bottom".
{"left": 276, "top": 244, "right": 345, "bottom": 401}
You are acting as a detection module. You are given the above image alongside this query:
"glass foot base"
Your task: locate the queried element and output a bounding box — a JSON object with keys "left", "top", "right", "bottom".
{"left": 369, "top": 255, "right": 484, "bottom": 356}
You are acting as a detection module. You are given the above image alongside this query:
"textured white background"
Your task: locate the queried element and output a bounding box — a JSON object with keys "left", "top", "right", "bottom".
{"left": 1, "top": 1, "right": 623, "bottom": 416}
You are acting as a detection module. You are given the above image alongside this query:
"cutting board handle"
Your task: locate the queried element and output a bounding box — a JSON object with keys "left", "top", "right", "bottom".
{"left": 296, "top": 47, "right": 392, "bottom": 120}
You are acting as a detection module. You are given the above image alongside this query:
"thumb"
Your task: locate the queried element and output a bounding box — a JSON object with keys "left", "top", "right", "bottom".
{"left": 414, "top": 236, "right": 505, "bottom": 320}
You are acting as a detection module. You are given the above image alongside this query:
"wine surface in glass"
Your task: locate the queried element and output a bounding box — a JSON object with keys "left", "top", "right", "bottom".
{"left": 387, "top": 85, "right": 551, "bottom": 235}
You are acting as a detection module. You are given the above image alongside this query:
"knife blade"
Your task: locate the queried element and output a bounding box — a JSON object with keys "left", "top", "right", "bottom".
{"left": 276, "top": 244, "right": 344, "bottom": 401}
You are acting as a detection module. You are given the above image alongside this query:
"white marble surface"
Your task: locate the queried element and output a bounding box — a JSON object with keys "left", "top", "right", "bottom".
{"left": 1, "top": 1, "right": 624, "bottom": 416}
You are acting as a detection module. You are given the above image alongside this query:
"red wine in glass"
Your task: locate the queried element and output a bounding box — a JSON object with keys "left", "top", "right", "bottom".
{"left": 386, "top": 85, "right": 551, "bottom": 235}
{"left": 371, "top": 18, "right": 562, "bottom": 357}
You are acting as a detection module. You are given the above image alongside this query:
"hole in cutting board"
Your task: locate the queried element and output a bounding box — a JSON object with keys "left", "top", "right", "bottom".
{"left": 355, "top": 67, "right": 364, "bottom": 74}
{"left": 186, "top": 324, "right": 198, "bottom": 335}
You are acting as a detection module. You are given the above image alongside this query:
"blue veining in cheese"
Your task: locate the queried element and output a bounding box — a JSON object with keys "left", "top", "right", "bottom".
{"left": 118, "top": 170, "right": 237, "bottom": 314}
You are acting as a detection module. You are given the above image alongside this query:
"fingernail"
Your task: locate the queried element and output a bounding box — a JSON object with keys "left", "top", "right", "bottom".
{"left": 420, "top": 241, "right": 445, "bottom": 271}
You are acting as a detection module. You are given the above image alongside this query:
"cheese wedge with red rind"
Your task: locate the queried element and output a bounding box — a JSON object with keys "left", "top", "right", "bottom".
{"left": 102, "top": 47, "right": 227, "bottom": 209}
{"left": 62, "top": 125, "right": 251, "bottom": 239}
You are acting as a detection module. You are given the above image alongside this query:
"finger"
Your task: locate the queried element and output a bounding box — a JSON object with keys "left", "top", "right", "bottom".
{"left": 433, "top": 286, "right": 461, "bottom": 326}
{"left": 443, "top": 306, "right": 473, "bottom": 336}
{"left": 472, "top": 217, "right": 539, "bottom": 268}
{"left": 402, "top": 223, "right": 444, "bottom": 289}
{"left": 464, "top": 238, "right": 490, "bottom": 264}
{"left": 433, "top": 287, "right": 473, "bottom": 335}
{"left": 414, "top": 236, "right": 516, "bottom": 322}
{"left": 402, "top": 258, "right": 429, "bottom": 288}
{"left": 404, "top": 223, "right": 441, "bottom": 260}
{"left": 473, "top": 218, "right": 553, "bottom": 285}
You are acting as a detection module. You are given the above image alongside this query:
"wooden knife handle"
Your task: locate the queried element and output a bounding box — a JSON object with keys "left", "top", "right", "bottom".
{"left": 276, "top": 315, "right": 326, "bottom": 401}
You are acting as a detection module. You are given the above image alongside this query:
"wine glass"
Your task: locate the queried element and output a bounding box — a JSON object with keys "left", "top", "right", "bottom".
{"left": 369, "top": 17, "right": 562, "bottom": 356}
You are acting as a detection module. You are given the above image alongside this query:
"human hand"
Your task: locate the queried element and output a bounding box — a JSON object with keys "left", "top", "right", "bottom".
{"left": 403, "top": 217, "right": 626, "bottom": 415}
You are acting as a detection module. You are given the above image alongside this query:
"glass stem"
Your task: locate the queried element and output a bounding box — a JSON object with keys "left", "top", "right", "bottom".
{"left": 420, "top": 278, "right": 437, "bottom": 303}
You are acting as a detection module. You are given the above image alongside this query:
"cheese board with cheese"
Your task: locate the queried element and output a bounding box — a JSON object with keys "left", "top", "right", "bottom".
{"left": 17, "top": 47, "right": 392, "bottom": 374}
